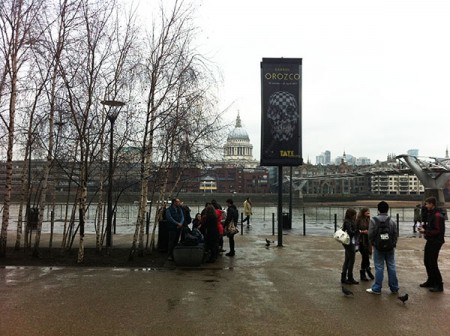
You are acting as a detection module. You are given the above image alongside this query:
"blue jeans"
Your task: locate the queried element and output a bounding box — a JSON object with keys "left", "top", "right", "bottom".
{"left": 371, "top": 247, "right": 399, "bottom": 293}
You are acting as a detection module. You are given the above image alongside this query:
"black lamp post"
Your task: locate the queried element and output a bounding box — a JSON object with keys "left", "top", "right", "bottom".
{"left": 25, "top": 132, "right": 38, "bottom": 242}
{"left": 101, "top": 100, "right": 125, "bottom": 248}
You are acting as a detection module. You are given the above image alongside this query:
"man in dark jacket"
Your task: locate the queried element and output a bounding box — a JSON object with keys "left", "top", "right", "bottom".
{"left": 223, "top": 198, "right": 239, "bottom": 257}
{"left": 418, "top": 196, "right": 445, "bottom": 292}
{"left": 180, "top": 201, "right": 192, "bottom": 242}
{"left": 366, "top": 201, "right": 399, "bottom": 295}
{"left": 165, "top": 198, "right": 184, "bottom": 261}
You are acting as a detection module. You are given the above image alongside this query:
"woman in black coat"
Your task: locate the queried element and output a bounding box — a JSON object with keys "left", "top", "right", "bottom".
{"left": 202, "top": 204, "right": 220, "bottom": 263}
{"left": 223, "top": 198, "right": 239, "bottom": 257}
{"left": 341, "top": 208, "right": 359, "bottom": 284}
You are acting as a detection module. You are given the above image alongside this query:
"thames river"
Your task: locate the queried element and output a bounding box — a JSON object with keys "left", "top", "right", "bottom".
{"left": 3, "top": 202, "right": 428, "bottom": 238}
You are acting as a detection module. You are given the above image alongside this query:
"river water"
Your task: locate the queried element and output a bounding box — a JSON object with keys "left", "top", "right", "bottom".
{"left": 3, "top": 203, "right": 430, "bottom": 238}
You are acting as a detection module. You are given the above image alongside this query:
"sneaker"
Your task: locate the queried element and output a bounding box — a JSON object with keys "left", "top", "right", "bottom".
{"left": 366, "top": 288, "right": 381, "bottom": 295}
{"left": 167, "top": 256, "right": 174, "bottom": 261}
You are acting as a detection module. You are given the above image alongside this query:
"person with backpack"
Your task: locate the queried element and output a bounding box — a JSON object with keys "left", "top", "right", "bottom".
{"left": 366, "top": 201, "right": 399, "bottom": 295}
{"left": 418, "top": 196, "right": 445, "bottom": 292}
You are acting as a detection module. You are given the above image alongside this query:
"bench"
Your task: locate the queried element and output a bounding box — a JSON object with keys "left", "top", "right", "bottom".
{"left": 173, "top": 244, "right": 205, "bottom": 266}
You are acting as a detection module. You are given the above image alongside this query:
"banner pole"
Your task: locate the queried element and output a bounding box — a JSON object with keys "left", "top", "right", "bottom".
{"left": 277, "top": 165, "right": 283, "bottom": 247}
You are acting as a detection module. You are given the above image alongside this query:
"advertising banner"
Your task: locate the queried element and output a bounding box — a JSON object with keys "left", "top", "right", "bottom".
{"left": 260, "top": 58, "right": 302, "bottom": 166}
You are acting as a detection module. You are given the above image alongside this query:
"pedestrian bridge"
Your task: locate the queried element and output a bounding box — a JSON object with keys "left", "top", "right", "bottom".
{"left": 283, "top": 155, "right": 450, "bottom": 194}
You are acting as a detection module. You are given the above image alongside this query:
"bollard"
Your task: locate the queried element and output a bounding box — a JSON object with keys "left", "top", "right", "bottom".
{"left": 50, "top": 210, "right": 54, "bottom": 249}
{"left": 396, "top": 213, "right": 400, "bottom": 236}
{"left": 303, "top": 213, "right": 306, "bottom": 236}
{"left": 272, "top": 213, "right": 275, "bottom": 236}
{"left": 334, "top": 214, "right": 337, "bottom": 231}
{"left": 241, "top": 212, "right": 244, "bottom": 235}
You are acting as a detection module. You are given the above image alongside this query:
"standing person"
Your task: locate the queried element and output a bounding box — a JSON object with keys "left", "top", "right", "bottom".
{"left": 418, "top": 196, "right": 445, "bottom": 292}
{"left": 211, "top": 199, "right": 224, "bottom": 253}
{"left": 243, "top": 197, "right": 252, "bottom": 227}
{"left": 340, "top": 208, "right": 359, "bottom": 285}
{"left": 199, "top": 202, "right": 211, "bottom": 237}
{"left": 223, "top": 198, "right": 239, "bottom": 257}
{"left": 203, "top": 204, "right": 220, "bottom": 263}
{"left": 165, "top": 198, "right": 184, "bottom": 261}
{"left": 366, "top": 201, "right": 399, "bottom": 295}
{"left": 413, "top": 204, "right": 422, "bottom": 234}
{"left": 356, "top": 207, "right": 374, "bottom": 281}
{"left": 180, "top": 201, "right": 192, "bottom": 242}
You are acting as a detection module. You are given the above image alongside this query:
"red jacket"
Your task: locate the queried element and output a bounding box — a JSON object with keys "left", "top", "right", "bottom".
{"left": 215, "top": 209, "right": 224, "bottom": 235}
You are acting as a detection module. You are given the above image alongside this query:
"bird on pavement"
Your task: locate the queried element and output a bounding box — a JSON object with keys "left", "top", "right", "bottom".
{"left": 265, "top": 239, "right": 271, "bottom": 247}
{"left": 398, "top": 293, "right": 409, "bottom": 304}
{"left": 342, "top": 286, "right": 353, "bottom": 296}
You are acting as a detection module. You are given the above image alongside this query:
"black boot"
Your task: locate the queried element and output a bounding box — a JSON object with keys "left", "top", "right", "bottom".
{"left": 360, "top": 269, "right": 369, "bottom": 281}
{"left": 347, "top": 273, "right": 359, "bottom": 285}
{"left": 420, "top": 280, "right": 433, "bottom": 288}
{"left": 429, "top": 283, "right": 444, "bottom": 292}
{"left": 366, "top": 267, "right": 374, "bottom": 280}
{"left": 341, "top": 272, "right": 347, "bottom": 284}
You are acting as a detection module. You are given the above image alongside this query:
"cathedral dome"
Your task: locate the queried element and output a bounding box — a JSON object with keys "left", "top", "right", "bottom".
{"left": 223, "top": 112, "right": 257, "bottom": 168}
{"left": 228, "top": 127, "right": 249, "bottom": 141}
{"left": 227, "top": 114, "right": 249, "bottom": 141}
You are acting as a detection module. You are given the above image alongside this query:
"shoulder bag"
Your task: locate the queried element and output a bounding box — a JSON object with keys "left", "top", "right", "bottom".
{"left": 224, "top": 220, "right": 239, "bottom": 237}
{"left": 333, "top": 228, "right": 350, "bottom": 245}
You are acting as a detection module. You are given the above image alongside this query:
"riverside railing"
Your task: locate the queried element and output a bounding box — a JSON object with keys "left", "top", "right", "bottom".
{"left": 7, "top": 203, "right": 437, "bottom": 238}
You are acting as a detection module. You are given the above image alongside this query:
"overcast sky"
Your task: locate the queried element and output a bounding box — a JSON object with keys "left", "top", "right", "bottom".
{"left": 192, "top": 0, "right": 450, "bottom": 163}
{"left": 138, "top": 0, "right": 450, "bottom": 164}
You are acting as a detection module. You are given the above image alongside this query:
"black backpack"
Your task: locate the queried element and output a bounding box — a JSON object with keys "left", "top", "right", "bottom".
{"left": 373, "top": 217, "right": 394, "bottom": 251}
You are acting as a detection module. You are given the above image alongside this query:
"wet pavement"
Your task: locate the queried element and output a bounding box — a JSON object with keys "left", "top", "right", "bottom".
{"left": 1, "top": 230, "right": 449, "bottom": 336}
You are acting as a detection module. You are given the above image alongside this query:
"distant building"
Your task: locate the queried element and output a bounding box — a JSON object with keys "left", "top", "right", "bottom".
{"left": 316, "top": 150, "right": 331, "bottom": 165}
{"left": 355, "top": 157, "right": 371, "bottom": 166}
{"left": 324, "top": 150, "right": 331, "bottom": 164}
{"left": 223, "top": 113, "right": 258, "bottom": 168}
{"left": 371, "top": 174, "right": 424, "bottom": 195}
{"left": 407, "top": 149, "right": 419, "bottom": 157}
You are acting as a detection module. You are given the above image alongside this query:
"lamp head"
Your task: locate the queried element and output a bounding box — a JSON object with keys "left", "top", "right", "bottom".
{"left": 101, "top": 100, "right": 125, "bottom": 122}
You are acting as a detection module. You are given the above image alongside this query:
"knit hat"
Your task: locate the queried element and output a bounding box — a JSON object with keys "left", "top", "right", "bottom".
{"left": 377, "top": 201, "right": 389, "bottom": 213}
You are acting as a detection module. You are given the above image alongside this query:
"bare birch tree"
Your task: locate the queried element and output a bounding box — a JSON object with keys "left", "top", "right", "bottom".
{"left": 128, "top": 0, "right": 223, "bottom": 259}
{"left": 0, "top": 0, "right": 44, "bottom": 257}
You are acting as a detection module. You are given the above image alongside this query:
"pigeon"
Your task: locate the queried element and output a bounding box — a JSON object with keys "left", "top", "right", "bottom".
{"left": 342, "top": 286, "right": 353, "bottom": 296}
{"left": 398, "top": 293, "right": 409, "bottom": 304}
{"left": 265, "top": 239, "right": 271, "bottom": 247}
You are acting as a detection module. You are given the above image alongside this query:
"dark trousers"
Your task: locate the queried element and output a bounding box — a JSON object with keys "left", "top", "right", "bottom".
{"left": 228, "top": 235, "right": 235, "bottom": 253}
{"left": 359, "top": 245, "right": 371, "bottom": 270}
{"left": 242, "top": 215, "right": 250, "bottom": 225}
{"left": 167, "top": 229, "right": 181, "bottom": 258}
{"left": 342, "top": 244, "right": 356, "bottom": 277}
{"left": 424, "top": 240, "right": 443, "bottom": 285}
{"left": 205, "top": 236, "right": 219, "bottom": 261}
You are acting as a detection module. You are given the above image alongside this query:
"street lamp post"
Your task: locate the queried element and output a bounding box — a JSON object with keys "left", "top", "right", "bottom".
{"left": 25, "top": 137, "right": 33, "bottom": 247}
{"left": 25, "top": 132, "right": 39, "bottom": 247}
{"left": 101, "top": 100, "right": 125, "bottom": 248}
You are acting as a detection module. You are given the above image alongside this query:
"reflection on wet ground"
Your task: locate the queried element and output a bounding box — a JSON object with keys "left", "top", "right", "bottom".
{"left": 1, "top": 234, "right": 449, "bottom": 335}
